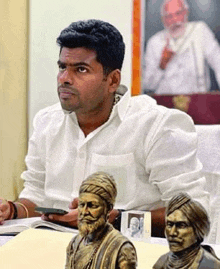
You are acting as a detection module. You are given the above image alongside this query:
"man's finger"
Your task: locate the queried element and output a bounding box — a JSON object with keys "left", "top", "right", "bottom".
{"left": 69, "top": 198, "right": 79, "bottom": 209}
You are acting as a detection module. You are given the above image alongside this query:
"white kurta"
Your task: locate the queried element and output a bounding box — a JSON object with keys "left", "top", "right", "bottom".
{"left": 142, "top": 21, "right": 220, "bottom": 94}
{"left": 19, "top": 86, "right": 209, "bottom": 212}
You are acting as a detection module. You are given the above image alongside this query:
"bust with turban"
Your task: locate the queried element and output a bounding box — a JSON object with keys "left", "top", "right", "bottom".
{"left": 79, "top": 171, "right": 117, "bottom": 212}
{"left": 65, "top": 171, "right": 137, "bottom": 269}
{"left": 153, "top": 192, "right": 220, "bottom": 269}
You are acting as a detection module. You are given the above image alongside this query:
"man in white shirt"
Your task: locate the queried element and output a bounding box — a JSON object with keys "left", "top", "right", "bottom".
{"left": 142, "top": 0, "right": 220, "bottom": 94}
{"left": 0, "top": 19, "right": 209, "bottom": 237}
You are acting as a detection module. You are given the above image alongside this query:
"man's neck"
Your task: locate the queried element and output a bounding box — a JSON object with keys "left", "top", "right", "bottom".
{"left": 76, "top": 97, "right": 115, "bottom": 137}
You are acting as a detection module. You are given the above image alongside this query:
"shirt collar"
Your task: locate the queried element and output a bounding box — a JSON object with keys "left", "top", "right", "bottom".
{"left": 110, "top": 84, "right": 130, "bottom": 121}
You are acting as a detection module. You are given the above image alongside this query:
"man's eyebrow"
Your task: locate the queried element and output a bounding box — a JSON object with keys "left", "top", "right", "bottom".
{"left": 166, "top": 220, "right": 189, "bottom": 224}
{"left": 57, "top": 60, "right": 92, "bottom": 68}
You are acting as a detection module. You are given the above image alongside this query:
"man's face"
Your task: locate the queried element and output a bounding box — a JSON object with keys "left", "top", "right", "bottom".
{"left": 130, "top": 218, "right": 139, "bottom": 234}
{"left": 78, "top": 192, "right": 107, "bottom": 236}
{"left": 162, "top": 0, "right": 188, "bottom": 38}
{"left": 57, "top": 47, "right": 112, "bottom": 114}
{"left": 165, "top": 209, "right": 197, "bottom": 253}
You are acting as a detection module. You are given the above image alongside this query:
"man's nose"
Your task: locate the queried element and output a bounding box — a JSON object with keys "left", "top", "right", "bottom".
{"left": 58, "top": 70, "right": 73, "bottom": 85}
{"left": 170, "top": 16, "right": 177, "bottom": 24}
{"left": 81, "top": 204, "right": 89, "bottom": 215}
{"left": 169, "top": 225, "right": 177, "bottom": 236}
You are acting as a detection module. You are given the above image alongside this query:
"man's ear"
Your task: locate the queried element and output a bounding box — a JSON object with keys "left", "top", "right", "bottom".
{"left": 108, "top": 69, "right": 121, "bottom": 94}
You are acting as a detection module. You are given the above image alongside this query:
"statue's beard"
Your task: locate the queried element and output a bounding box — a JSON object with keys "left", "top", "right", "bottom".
{"left": 78, "top": 215, "right": 106, "bottom": 237}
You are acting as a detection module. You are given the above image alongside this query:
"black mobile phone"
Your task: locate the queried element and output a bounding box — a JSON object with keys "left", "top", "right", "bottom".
{"left": 35, "top": 207, "right": 68, "bottom": 215}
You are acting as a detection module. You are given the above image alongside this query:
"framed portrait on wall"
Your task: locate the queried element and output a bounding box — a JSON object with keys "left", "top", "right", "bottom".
{"left": 139, "top": 0, "right": 220, "bottom": 124}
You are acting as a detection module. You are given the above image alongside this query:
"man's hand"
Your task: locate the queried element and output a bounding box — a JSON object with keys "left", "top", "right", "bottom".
{"left": 69, "top": 197, "right": 79, "bottom": 210}
{"left": 108, "top": 209, "right": 120, "bottom": 224}
{"left": 159, "top": 39, "right": 175, "bottom": 70}
{"left": 42, "top": 208, "right": 79, "bottom": 228}
{"left": 41, "top": 198, "right": 79, "bottom": 228}
{"left": 0, "top": 199, "right": 11, "bottom": 224}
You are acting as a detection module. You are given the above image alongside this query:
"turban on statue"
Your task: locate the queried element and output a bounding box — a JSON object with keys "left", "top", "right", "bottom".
{"left": 166, "top": 192, "right": 210, "bottom": 243}
{"left": 79, "top": 171, "right": 117, "bottom": 209}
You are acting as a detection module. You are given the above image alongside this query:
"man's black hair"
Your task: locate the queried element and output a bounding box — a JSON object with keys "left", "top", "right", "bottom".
{"left": 56, "top": 19, "right": 125, "bottom": 75}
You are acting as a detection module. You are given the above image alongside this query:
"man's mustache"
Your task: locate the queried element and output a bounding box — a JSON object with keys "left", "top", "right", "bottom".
{"left": 58, "top": 85, "right": 79, "bottom": 95}
{"left": 169, "top": 22, "right": 184, "bottom": 30}
{"left": 168, "top": 237, "right": 183, "bottom": 244}
{"left": 79, "top": 216, "right": 97, "bottom": 222}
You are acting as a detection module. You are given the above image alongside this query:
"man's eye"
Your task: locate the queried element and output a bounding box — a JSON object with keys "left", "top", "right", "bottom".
{"left": 77, "top": 67, "right": 87, "bottom": 73}
{"left": 166, "top": 222, "right": 173, "bottom": 228}
{"left": 179, "top": 223, "right": 187, "bottom": 228}
{"left": 87, "top": 202, "right": 98, "bottom": 208}
{"left": 59, "top": 65, "right": 66, "bottom": 71}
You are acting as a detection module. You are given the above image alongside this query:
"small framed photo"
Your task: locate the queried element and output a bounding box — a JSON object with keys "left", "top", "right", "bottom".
{"left": 121, "top": 210, "right": 151, "bottom": 241}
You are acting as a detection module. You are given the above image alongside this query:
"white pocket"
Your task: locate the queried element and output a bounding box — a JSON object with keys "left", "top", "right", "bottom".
{"left": 89, "top": 153, "right": 136, "bottom": 204}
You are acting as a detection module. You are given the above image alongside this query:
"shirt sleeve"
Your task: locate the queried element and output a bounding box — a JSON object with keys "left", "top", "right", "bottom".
{"left": 142, "top": 34, "right": 165, "bottom": 93}
{"left": 117, "top": 242, "right": 137, "bottom": 269}
{"left": 19, "top": 109, "right": 48, "bottom": 206}
{"left": 144, "top": 108, "right": 210, "bottom": 212}
{"left": 202, "top": 21, "right": 220, "bottom": 89}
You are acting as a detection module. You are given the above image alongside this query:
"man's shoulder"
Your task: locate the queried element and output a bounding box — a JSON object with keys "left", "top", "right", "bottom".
{"left": 129, "top": 94, "right": 170, "bottom": 116}
{"left": 33, "top": 103, "right": 63, "bottom": 125}
{"left": 188, "top": 20, "right": 210, "bottom": 32}
{"left": 105, "top": 225, "right": 134, "bottom": 248}
{"left": 66, "top": 234, "right": 81, "bottom": 255}
{"left": 148, "top": 29, "right": 165, "bottom": 44}
{"left": 127, "top": 94, "right": 195, "bottom": 130}
{"left": 200, "top": 248, "right": 220, "bottom": 268}
{"left": 35, "top": 103, "right": 62, "bottom": 117}
{"left": 153, "top": 252, "right": 169, "bottom": 269}
{"left": 33, "top": 103, "right": 64, "bottom": 129}
{"left": 189, "top": 20, "right": 208, "bottom": 27}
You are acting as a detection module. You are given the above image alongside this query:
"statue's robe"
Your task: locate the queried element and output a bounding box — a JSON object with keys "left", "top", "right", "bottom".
{"left": 153, "top": 246, "right": 220, "bottom": 269}
{"left": 65, "top": 223, "right": 137, "bottom": 269}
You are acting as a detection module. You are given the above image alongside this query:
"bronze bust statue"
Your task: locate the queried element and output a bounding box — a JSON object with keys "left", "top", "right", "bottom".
{"left": 153, "top": 192, "right": 220, "bottom": 269}
{"left": 65, "top": 171, "right": 137, "bottom": 269}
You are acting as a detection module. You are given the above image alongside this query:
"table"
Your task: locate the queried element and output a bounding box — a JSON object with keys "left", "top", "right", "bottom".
{"left": 0, "top": 229, "right": 220, "bottom": 269}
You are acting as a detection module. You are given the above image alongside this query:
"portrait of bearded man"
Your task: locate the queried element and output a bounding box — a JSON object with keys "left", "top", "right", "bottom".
{"left": 65, "top": 171, "right": 137, "bottom": 269}
{"left": 142, "top": 0, "right": 220, "bottom": 95}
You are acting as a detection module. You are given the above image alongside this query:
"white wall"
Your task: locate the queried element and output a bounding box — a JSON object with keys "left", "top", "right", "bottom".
{"left": 29, "top": 0, "right": 133, "bottom": 135}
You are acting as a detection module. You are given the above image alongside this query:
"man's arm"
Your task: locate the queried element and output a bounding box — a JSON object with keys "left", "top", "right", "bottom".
{"left": 202, "top": 22, "right": 220, "bottom": 89}
{"left": 0, "top": 198, "right": 41, "bottom": 223}
{"left": 145, "top": 109, "right": 209, "bottom": 212}
{"left": 142, "top": 35, "right": 167, "bottom": 92}
{"left": 41, "top": 197, "right": 79, "bottom": 227}
{"left": 42, "top": 208, "right": 78, "bottom": 227}
{"left": 16, "top": 198, "right": 40, "bottom": 218}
